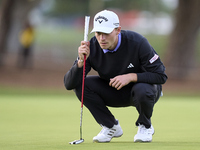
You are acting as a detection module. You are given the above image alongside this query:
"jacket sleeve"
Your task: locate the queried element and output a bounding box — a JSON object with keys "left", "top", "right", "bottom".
{"left": 136, "top": 38, "right": 168, "bottom": 84}
{"left": 64, "top": 59, "right": 91, "bottom": 90}
{"left": 64, "top": 60, "right": 83, "bottom": 90}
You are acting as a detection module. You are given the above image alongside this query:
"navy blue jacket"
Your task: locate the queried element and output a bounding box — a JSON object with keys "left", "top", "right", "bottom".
{"left": 64, "top": 30, "right": 167, "bottom": 90}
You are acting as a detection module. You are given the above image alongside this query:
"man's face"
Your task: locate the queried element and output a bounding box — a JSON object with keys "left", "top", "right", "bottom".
{"left": 95, "top": 27, "right": 121, "bottom": 50}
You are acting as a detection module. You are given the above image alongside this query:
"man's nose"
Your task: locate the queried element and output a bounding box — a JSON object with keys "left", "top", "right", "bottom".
{"left": 100, "top": 34, "right": 106, "bottom": 40}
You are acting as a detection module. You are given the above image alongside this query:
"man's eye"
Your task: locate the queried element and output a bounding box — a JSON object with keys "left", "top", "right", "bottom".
{"left": 97, "top": 32, "right": 101, "bottom": 35}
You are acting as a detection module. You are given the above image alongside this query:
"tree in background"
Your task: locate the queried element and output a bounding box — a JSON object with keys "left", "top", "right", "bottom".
{"left": 0, "top": 0, "right": 41, "bottom": 65}
{"left": 0, "top": 0, "right": 14, "bottom": 65}
{"left": 165, "top": 0, "right": 200, "bottom": 79}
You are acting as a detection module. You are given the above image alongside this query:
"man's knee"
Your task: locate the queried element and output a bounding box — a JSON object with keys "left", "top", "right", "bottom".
{"left": 74, "top": 76, "right": 99, "bottom": 101}
{"left": 74, "top": 84, "right": 82, "bottom": 101}
{"left": 131, "top": 83, "right": 157, "bottom": 105}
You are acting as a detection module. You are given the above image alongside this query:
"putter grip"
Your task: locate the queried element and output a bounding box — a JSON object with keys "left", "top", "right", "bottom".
{"left": 84, "top": 16, "right": 90, "bottom": 42}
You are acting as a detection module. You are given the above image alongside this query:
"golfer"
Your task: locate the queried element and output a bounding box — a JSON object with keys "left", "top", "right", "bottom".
{"left": 64, "top": 10, "right": 167, "bottom": 143}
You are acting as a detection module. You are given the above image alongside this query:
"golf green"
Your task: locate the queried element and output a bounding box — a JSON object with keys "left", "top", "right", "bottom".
{"left": 0, "top": 92, "right": 200, "bottom": 150}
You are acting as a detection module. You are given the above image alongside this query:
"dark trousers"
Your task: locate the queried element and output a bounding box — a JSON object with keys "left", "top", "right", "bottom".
{"left": 74, "top": 76, "right": 162, "bottom": 128}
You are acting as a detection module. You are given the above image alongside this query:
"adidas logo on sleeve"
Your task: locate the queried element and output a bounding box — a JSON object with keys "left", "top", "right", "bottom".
{"left": 127, "top": 63, "right": 134, "bottom": 68}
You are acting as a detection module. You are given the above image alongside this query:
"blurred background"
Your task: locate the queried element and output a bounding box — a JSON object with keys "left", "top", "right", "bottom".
{"left": 0, "top": 0, "right": 199, "bottom": 95}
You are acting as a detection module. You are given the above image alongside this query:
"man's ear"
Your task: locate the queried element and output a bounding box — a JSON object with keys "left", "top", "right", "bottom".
{"left": 116, "top": 26, "right": 121, "bottom": 35}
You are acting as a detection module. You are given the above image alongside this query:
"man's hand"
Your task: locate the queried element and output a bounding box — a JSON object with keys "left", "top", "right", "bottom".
{"left": 109, "top": 73, "right": 138, "bottom": 90}
{"left": 77, "top": 41, "right": 90, "bottom": 68}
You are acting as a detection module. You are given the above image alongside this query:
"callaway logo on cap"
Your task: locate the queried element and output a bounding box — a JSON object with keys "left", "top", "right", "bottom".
{"left": 91, "top": 10, "right": 120, "bottom": 34}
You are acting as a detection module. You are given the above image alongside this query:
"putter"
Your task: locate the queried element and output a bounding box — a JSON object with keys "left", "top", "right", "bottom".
{"left": 69, "top": 16, "right": 90, "bottom": 145}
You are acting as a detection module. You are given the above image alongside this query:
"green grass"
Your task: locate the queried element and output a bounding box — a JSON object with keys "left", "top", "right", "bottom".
{"left": 0, "top": 89, "right": 200, "bottom": 150}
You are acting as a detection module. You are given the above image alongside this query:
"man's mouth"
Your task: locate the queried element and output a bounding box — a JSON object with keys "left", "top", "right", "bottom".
{"left": 100, "top": 42, "right": 107, "bottom": 45}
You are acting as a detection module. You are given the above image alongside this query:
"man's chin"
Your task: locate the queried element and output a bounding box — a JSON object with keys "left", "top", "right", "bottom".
{"left": 100, "top": 45, "right": 108, "bottom": 49}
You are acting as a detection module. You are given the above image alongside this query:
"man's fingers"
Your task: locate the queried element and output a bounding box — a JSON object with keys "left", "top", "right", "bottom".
{"left": 109, "top": 78, "right": 116, "bottom": 86}
{"left": 110, "top": 78, "right": 121, "bottom": 88}
{"left": 116, "top": 84, "right": 123, "bottom": 90}
{"left": 79, "top": 41, "right": 90, "bottom": 58}
{"left": 81, "top": 41, "right": 90, "bottom": 46}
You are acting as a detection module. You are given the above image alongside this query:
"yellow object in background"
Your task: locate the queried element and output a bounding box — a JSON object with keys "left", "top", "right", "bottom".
{"left": 20, "top": 27, "right": 34, "bottom": 48}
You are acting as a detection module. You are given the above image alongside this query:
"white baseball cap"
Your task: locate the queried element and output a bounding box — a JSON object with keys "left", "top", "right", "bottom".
{"left": 91, "top": 10, "right": 120, "bottom": 34}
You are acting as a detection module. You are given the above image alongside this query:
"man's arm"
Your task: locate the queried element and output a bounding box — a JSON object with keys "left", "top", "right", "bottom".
{"left": 64, "top": 60, "right": 83, "bottom": 90}
{"left": 64, "top": 41, "right": 91, "bottom": 90}
{"left": 136, "top": 38, "right": 167, "bottom": 84}
{"left": 109, "top": 38, "right": 167, "bottom": 90}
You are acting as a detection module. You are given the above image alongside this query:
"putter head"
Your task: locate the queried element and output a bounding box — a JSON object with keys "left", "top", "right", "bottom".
{"left": 69, "top": 139, "right": 84, "bottom": 145}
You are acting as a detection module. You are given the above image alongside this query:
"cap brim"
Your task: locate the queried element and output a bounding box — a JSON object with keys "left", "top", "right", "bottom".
{"left": 90, "top": 27, "right": 114, "bottom": 34}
